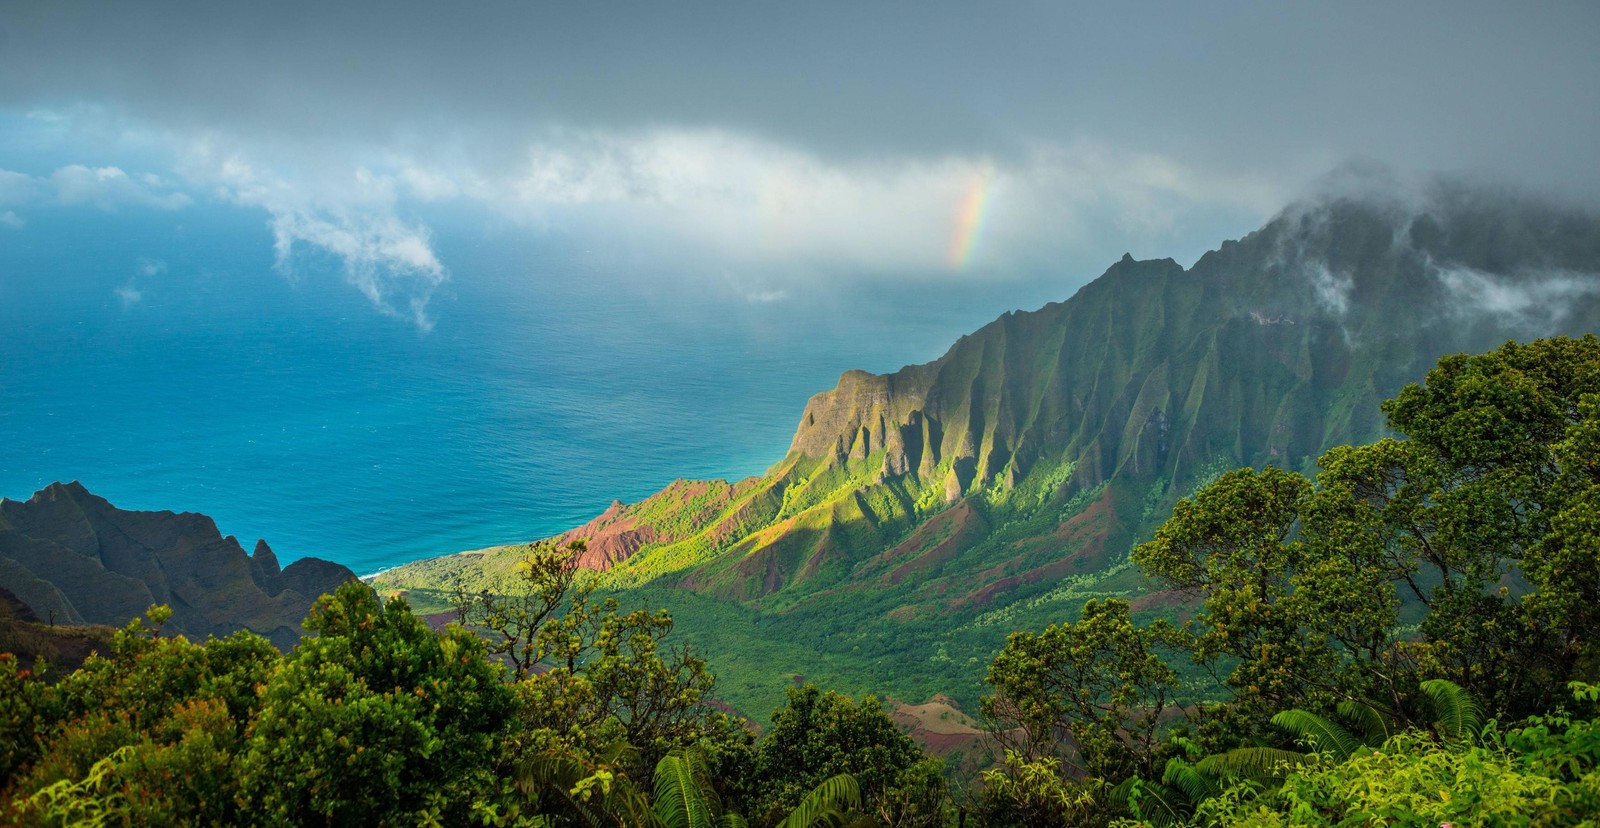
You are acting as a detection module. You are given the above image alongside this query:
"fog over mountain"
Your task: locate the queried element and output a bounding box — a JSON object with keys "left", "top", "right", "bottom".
{"left": 2, "top": 2, "right": 1596, "bottom": 328}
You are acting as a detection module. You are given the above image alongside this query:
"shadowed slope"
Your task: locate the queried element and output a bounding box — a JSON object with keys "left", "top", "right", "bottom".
{"left": 0, "top": 482, "right": 357, "bottom": 648}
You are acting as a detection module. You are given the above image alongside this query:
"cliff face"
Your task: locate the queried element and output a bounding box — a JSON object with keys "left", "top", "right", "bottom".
{"left": 375, "top": 179, "right": 1600, "bottom": 626}
{"left": 560, "top": 182, "right": 1600, "bottom": 613}
{"left": 0, "top": 482, "right": 357, "bottom": 649}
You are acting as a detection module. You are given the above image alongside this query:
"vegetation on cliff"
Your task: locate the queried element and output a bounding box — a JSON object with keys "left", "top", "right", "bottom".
{"left": 4, "top": 336, "right": 1599, "bottom": 825}
{"left": 376, "top": 185, "right": 1600, "bottom": 721}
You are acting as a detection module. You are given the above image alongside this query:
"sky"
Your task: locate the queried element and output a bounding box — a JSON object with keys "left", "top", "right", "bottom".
{"left": 2, "top": 0, "right": 1598, "bottom": 328}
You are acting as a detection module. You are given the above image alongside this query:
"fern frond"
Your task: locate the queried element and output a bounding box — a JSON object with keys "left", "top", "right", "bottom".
{"left": 1196, "top": 747, "right": 1309, "bottom": 780}
{"left": 1337, "top": 699, "right": 1397, "bottom": 746}
{"left": 515, "top": 753, "right": 585, "bottom": 797}
{"left": 654, "top": 752, "right": 718, "bottom": 828}
{"left": 1129, "top": 779, "right": 1186, "bottom": 828}
{"left": 1271, "top": 709, "right": 1361, "bottom": 760}
{"left": 1162, "top": 757, "right": 1219, "bottom": 804}
{"left": 1422, "top": 679, "right": 1482, "bottom": 742}
{"left": 776, "top": 774, "right": 861, "bottom": 828}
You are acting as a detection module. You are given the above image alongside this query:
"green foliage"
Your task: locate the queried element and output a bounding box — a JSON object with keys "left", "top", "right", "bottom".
{"left": 974, "top": 751, "right": 1107, "bottom": 827}
{"left": 14, "top": 745, "right": 137, "bottom": 827}
{"left": 0, "top": 653, "right": 51, "bottom": 791}
{"left": 654, "top": 749, "right": 723, "bottom": 828}
{"left": 1268, "top": 710, "right": 1361, "bottom": 761}
{"left": 1133, "top": 466, "right": 1373, "bottom": 715}
{"left": 1422, "top": 678, "right": 1484, "bottom": 743}
{"left": 510, "top": 583, "right": 733, "bottom": 779}
{"left": 513, "top": 739, "right": 655, "bottom": 827}
{"left": 456, "top": 539, "right": 586, "bottom": 680}
{"left": 236, "top": 581, "right": 514, "bottom": 826}
{"left": 3, "top": 606, "right": 280, "bottom": 827}
{"left": 1196, "top": 727, "right": 1594, "bottom": 827}
{"left": 773, "top": 774, "right": 862, "bottom": 828}
{"left": 981, "top": 598, "right": 1178, "bottom": 780}
{"left": 748, "top": 685, "right": 943, "bottom": 827}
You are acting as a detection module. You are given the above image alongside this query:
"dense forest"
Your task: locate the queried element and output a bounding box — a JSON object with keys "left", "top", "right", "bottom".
{"left": 3, "top": 337, "right": 1599, "bottom": 826}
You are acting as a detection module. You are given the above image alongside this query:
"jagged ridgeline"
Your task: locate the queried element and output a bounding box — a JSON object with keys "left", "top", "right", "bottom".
{"left": 376, "top": 179, "right": 1600, "bottom": 707}
{"left": 0, "top": 482, "right": 356, "bottom": 649}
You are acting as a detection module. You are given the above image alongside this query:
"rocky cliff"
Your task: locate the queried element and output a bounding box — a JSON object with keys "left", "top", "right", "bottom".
{"left": 0, "top": 482, "right": 357, "bottom": 648}
{"left": 377, "top": 176, "right": 1600, "bottom": 626}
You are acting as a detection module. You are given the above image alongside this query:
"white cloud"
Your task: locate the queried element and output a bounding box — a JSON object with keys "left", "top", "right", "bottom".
{"left": 137, "top": 258, "right": 167, "bottom": 277}
{"left": 114, "top": 281, "right": 143, "bottom": 308}
{"left": 398, "top": 164, "right": 461, "bottom": 201}
{"left": 1307, "top": 261, "right": 1354, "bottom": 316}
{"left": 0, "top": 169, "right": 39, "bottom": 205}
{"left": 0, "top": 210, "right": 22, "bottom": 229}
{"left": 476, "top": 129, "right": 1281, "bottom": 277}
{"left": 182, "top": 138, "right": 448, "bottom": 331}
{"left": 34, "top": 110, "right": 1281, "bottom": 323}
{"left": 52, "top": 165, "right": 192, "bottom": 211}
{"left": 1435, "top": 264, "right": 1600, "bottom": 327}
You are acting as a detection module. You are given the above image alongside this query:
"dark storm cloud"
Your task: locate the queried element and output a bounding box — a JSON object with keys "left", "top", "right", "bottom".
{"left": 2, "top": 0, "right": 1596, "bottom": 192}
{"left": 2, "top": 0, "right": 1596, "bottom": 326}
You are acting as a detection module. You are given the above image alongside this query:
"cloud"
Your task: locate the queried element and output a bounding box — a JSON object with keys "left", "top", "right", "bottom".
{"left": 114, "top": 281, "right": 142, "bottom": 308}
{"left": 52, "top": 165, "right": 192, "bottom": 210}
{"left": 2, "top": 2, "right": 1593, "bottom": 328}
{"left": 137, "top": 257, "right": 167, "bottom": 277}
{"left": 427, "top": 128, "right": 1283, "bottom": 278}
{"left": 1435, "top": 265, "right": 1600, "bottom": 328}
{"left": 3, "top": 2, "right": 1596, "bottom": 205}
{"left": 0, "top": 168, "right": 39, "bottom": 204}
{"left": 182, "top": 139, "right": 448, "bottom": 331}
{"left": 156, "top": 122, "right": 1277, "bottom": 311}
{"left": 1306, "top": 262, "right": 1354, "bottom": 316}
{"left": 0, "top": 210, "right": 22, "bottom": 228}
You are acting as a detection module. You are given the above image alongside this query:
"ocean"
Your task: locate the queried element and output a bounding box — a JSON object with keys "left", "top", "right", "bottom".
{"left": 0, "top": 203, "right": 1053, "bottom": 574}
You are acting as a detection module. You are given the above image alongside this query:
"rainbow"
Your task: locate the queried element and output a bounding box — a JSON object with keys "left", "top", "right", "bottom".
{"left": 947, "top": 168, "right": 994, "bottom": 269}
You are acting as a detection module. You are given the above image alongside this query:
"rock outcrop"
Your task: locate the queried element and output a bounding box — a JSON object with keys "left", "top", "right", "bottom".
{"left": 0, "top": 482, "right": 357, "bottom": 649}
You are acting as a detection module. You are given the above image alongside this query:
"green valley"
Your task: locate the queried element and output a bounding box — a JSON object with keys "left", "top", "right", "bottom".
{"left": 376, "top": 182, "right": 1600, "bottom": 722}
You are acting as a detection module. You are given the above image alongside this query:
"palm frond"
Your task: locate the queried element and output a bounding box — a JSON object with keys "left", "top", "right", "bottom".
{"left": 654, "top": 752, "right": 719, "bottom": 828}
{"left": 515, "top": 752, "right": 587, "bottom": 797}
{"left": 1422, "top": 679, "right": 1482, "bottom": 742}
{"left": 1122, "top": 779, "right": 1186, "bottom": 828}
{"left": 776, "top": 774, "right": 861, "bottom": 828}
{"left": 1337, "top": 699, "right": 1397, "bottom": 746}
{"left": 1162, "top": 757, "right": 1219, "bottom": 805}
{"left": 515, "top": 749, "right": 648, "bottom": 828}
{"left": 1196, "top": 747, "right": 1310, "bottom": 780}
{"left": 1271, "top": 709, "right": 1361, "bottom": 760}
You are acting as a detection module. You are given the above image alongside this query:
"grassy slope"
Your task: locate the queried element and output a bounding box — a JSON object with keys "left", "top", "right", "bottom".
{"left": 375, "top": 192, "right": 1600, "bottom": 722}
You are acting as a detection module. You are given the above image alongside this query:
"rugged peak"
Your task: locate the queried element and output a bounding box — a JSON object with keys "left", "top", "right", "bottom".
{"left": 251, "top": 539, "right": 282, "bottom": 579}
{"left": 0, "top": 483, "right": 357, "bottom": 648}
{"left": 30, "top": 479, "right": 94, "bottom": 505}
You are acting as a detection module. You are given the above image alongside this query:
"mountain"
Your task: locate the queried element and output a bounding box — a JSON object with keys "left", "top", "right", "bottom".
{"left": 0, "top": 482, "right": 357, "bottom": 648}
{"left": 374, "top": 176, "right": 1600, "bottom": 711}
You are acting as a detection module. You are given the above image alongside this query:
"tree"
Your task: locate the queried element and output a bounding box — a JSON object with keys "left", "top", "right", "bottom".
{"left": 981, "top": 598, "right": 1179, "bottom": 782}
{"left": 747, "top": 685, "right": 943, "bottom": 827}
{"left": 237, "top": 581, "right": 514, "bottom": 826}
{"left": 5, "top": 606, "right": 281, "bottom": 826}
{"left": 1132, "top": 467, "right": 1369, "bottom": 716}
{"left": 455, "top": 539, "right": 585, "bottom": 681}
{"left": 506, "top": 577, "right": 738, "bottom": 781}
{"left": 454, "top": 540, "right": 741, "bottom": 784}
{"left": 1135, "top": 336, "right": 1600, "bottom": 726}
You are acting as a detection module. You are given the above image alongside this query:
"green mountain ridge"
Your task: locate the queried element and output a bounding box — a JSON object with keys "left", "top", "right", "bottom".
{"left": 375, "top": 178, "right": 1600, "bottom": 716}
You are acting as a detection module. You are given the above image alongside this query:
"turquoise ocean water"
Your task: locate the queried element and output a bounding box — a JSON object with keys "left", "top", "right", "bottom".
{"left": 0, "top": 204, "right": 1047, "bottom": 575}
